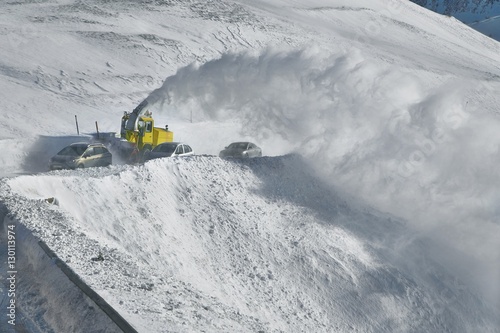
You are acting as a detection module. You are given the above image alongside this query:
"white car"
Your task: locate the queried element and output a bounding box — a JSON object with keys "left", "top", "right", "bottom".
{"left": 144, "top": 142, "right": 194, "bottom": 161}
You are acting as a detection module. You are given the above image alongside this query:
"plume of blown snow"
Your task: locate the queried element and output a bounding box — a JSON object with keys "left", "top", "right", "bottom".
{"left": 141, "top": 46, "right": 500, "bottom": 308}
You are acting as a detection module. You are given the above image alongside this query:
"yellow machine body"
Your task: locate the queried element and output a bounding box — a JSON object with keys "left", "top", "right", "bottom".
{"left": 122, "top": 115, "right": 173, "bottom": 151}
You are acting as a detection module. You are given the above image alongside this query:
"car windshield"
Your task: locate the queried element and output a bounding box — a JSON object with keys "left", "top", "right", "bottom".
{"left": 57, "top": 145, "right": 87, "bottom": 156}
{"left": 154, "top": 144, "right": 177, "bottom": 154}
{"left": 228, "top": 142, "right": 248, "bottom": 150}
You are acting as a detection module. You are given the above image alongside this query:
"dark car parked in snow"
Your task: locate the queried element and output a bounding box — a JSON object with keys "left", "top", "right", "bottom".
{"left": 49, "top": 142, "right": 112, "bottom": 170}
{"left": 219, "top": 142, "right": 262, "bottom": 158}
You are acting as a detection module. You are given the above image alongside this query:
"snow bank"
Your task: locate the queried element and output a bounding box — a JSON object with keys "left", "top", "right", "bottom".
{"left": 5, "top": 156, "right": 499, "bottom": 332}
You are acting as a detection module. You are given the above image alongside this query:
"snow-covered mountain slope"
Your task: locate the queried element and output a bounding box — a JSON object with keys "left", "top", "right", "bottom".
{"left": 1, "top": 0, "right": 499, "bottom": 147}
{"left": 1, "top": 0, "right": 500, "bottom": 332}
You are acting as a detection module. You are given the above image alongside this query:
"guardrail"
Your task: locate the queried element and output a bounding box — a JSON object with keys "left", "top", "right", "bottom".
{"left": 38, "top": 241, "right": 138, "bottom": 333}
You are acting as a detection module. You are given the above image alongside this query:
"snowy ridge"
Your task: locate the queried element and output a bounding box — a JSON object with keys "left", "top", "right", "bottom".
{"left": 4, "top": 155, "right": 498, "bottom": 332}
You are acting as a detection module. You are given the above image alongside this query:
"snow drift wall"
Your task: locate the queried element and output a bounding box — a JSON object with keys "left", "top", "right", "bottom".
{"left": 6, "top": 155, "right": 499, "bottom": 332}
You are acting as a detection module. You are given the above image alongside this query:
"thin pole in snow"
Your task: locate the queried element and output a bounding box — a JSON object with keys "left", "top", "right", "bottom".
{"left": 95, "top": 121, "right": 100, "bottom": 139}
{"left": 75, "top": 115, "right": 80, "bottom": 135}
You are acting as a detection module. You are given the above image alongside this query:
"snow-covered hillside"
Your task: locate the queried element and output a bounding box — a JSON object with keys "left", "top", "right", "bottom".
{"left": 1, "top": 0, "right": 499, "bottom": 332}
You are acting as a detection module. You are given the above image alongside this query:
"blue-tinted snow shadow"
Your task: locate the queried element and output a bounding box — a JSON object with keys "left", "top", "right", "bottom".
{"left": 22, "top": 135, "right": 93, "bottom": 173}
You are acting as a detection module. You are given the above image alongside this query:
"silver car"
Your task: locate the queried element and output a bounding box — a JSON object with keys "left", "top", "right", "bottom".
{"left": 219, "top": 142, "right": 262, "bottom": 158}
{"left": 49, "top": 143, "right": 112, "bottom": 170}
{"left": 144, "top": 142, "right": 194, "bottom": 161}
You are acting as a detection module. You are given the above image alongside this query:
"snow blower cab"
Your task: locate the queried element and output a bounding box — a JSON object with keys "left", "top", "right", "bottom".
{"left": 120, "top": 100, "right": 173, "bottom": 161}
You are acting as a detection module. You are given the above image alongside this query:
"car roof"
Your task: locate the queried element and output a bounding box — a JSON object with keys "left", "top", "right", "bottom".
{"left": 70, "top": 142, "right": 105, "bottom": 147}
{"left": 70, "top": 142, "right": 91, "bottom": 147}
{"left": 157, "top": 142, "right": 185, "bottom": 146}
{"left": 229, "top": 141, "right": 253, "bottom": 146}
